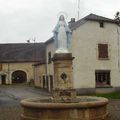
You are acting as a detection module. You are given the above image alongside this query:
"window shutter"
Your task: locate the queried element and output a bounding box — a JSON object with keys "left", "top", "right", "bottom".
{"left": 98, "top": 44, "right": 108, "bottom": 58}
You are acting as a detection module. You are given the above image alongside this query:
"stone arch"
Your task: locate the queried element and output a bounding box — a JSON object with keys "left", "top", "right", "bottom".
{"left": 12, "top": 70, "right": 27, "bottom": 83}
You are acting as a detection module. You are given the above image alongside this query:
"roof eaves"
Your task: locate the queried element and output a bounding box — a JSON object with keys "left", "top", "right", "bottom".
{"left": 86, "top": 13, "right": 116, "bottom": 23}
{"left": 86, "top": 18, "right": 116, "bottom": 23}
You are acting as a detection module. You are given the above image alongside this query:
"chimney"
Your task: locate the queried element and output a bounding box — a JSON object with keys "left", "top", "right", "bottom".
{"left": 68, "top": 18, "right": 75, "bottom": 26}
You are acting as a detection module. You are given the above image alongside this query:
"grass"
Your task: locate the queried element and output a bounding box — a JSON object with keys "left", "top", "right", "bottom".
{"left": 93, "top": 92, "right": 120, "bottom": 99}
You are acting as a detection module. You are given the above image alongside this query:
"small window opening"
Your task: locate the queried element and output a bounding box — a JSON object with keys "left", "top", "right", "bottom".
{"left": 99, "top": 22, "right": 104, "bottom": 28}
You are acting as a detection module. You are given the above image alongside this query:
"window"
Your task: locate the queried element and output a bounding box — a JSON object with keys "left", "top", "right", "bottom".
{"left": 99, "top": 22, "right": 104, "bottom": 28}
{"left": 48, "top": 52, "right": 51, "bottom": 64}
{"left": 95, "top": 70, "right": 110, "bottom": 87}
{"left": 98, "top": 44, "right": 108, "bottom": 59}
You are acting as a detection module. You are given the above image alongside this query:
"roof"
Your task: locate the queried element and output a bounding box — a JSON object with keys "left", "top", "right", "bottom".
{"left": 0, "top": 43, "right": 46, "bottom": 63}
{"left": 86, "top": 14, "right": 115, "bottom": 22}
{"left": 69, "top": 13, "right": 116, "bottom": 30}
{"left": 45, "top": 13, "right": 116, "bottom": 44}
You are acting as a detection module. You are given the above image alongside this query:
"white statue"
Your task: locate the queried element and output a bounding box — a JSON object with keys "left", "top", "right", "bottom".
{"left": 53, "top": 15, "right": 72, "bottom": 53}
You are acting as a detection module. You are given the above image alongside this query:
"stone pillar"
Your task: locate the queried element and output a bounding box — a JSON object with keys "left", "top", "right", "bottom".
{"left": 52, "top": 53, "right": 76, "bottom": 99}
{"left": 8, "top": 72, "right": 12, "bottom": 84}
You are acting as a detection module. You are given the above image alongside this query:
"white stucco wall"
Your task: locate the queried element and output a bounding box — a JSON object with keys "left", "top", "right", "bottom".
{"left": 71, "top": 21, "right": 120, "bottom": 88}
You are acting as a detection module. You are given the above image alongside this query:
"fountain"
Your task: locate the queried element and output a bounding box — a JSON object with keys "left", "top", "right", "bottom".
{"left": 20, "top": 15, "right": 109, "bottom": 120}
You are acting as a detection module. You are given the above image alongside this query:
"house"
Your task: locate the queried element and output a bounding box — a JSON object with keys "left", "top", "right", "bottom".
{"left": 0, "top": 43, "right": 46, "bottom": 85}
{"left": 35, "top": 13, "right": 120, "bottom": 94}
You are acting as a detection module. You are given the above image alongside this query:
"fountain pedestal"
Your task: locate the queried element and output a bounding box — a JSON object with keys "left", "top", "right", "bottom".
{"left": 52, "top": 53, "right": 76, "bottom": 100}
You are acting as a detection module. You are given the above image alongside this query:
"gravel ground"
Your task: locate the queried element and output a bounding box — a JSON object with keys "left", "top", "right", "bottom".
{"left": 0, "top": 85, "right": 120, "bottom": 120}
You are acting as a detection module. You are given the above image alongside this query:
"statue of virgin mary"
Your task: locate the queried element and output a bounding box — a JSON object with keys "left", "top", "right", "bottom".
{"left": 53, "top": 15, "right": 72, "bottom": 53}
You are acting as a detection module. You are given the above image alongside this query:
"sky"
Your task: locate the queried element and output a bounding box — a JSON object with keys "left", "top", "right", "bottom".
{"left": 0, "top": 0, "right": 119, "bottom": 43}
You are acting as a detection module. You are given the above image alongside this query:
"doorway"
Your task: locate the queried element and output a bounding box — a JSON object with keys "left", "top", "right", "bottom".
{"left": 12, "top": 70, "right": 27, "bottom": 83}
{"left": 1, "top": 75, "right": 6, "bottom": 84}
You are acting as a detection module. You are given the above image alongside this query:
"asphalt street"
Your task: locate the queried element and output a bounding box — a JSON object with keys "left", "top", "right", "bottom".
{"left": 0, "top": 85, "right": 50, "bottom": 106}
{"left": 0, "top": 85, "right": 50, "bottom": 120}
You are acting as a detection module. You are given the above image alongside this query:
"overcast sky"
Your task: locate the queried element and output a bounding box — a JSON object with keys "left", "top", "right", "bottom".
{"left": 0, "top": 0, "right": 119, "bottom": 43}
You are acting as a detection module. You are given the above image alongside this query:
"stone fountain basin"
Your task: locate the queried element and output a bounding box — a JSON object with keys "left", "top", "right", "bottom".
{"left": 21, "top": 96, "right": 109, "bottom": 120}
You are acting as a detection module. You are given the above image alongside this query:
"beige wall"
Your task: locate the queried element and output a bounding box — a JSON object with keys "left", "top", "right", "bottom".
{"left": 0, "top": 62, "right": 34, "bottom": 84}
{"left": 45, "top": 20, "right": 120, "bottom": 90}
{"left": 34, "top": 64, "right": 46, "bottom": 87}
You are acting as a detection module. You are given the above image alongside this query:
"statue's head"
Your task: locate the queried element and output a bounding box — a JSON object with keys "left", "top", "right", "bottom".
{"left": 59, "top": 15, "right": 65, "bottom": 21}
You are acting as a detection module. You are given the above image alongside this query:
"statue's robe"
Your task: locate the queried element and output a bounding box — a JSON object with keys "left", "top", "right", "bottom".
{"left": 53, "top": 15, "right": 72, "bottom": 53}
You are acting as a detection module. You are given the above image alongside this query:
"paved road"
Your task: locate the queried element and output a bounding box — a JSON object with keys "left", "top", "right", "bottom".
{"left": 0, "top": 85, "right": 51, "bottom": 120}
{"left": 0, "top": 85, "right": 120, "bottom": 120}
{"left": 0, "top": 85, "right": 50, "bottom": 106}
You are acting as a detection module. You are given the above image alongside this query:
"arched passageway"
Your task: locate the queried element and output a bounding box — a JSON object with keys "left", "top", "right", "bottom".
{"left": 12, "top": 70, "right": 27, "bottom": 83}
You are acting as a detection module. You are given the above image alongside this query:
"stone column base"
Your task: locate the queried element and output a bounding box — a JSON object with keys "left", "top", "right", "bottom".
{"left": 52, "top": 88, "right": 76, "bottom": 100}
